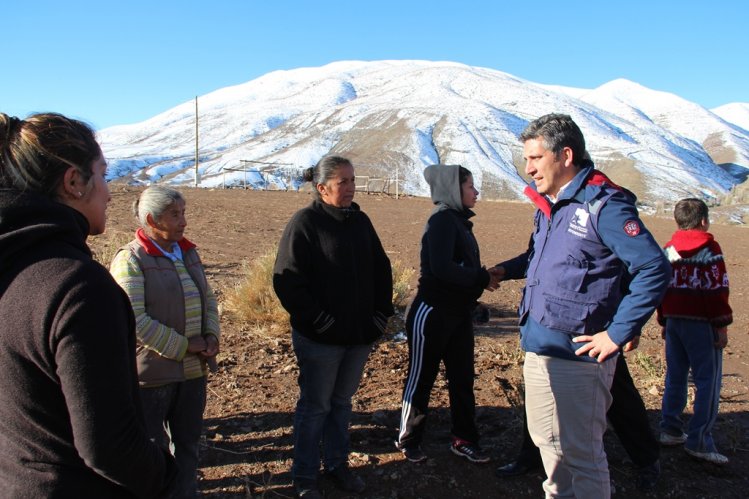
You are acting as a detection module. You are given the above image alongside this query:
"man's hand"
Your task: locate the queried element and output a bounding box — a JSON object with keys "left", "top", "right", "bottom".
{"left": 623, "top": 335, "right": 640, "bottom": 352}
{"left": 490, "top": 265, "right": 506, "bottom": 281}
{"left": 714, "top": 327, "right": 728, "bottom": 349}
{"left": 572, "top": 331, "right": 620, "bottom": 362}
{"left": 485, "top": 267, "right": 503, "bottom": 291}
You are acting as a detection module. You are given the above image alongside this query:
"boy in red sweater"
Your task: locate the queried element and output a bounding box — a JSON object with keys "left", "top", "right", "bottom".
{"left": 657, "top": 198, "right": 732, "bottom": 464}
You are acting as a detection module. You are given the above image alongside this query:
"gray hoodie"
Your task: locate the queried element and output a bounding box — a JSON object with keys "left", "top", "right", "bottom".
{"left": 424, "top": 164, "right": 463, "bottom": 212}
{"left": 417, "top": 164, "right": 490, "bottom": 311}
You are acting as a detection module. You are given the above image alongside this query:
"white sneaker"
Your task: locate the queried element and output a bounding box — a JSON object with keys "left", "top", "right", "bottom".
{"left": 659, "top": 432, "right": 687, "bottom": 446}
{"left": 685, "top": 448, "right": 729, "bottom": 465}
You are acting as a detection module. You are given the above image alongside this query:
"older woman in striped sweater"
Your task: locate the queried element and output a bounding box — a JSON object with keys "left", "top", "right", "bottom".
{"left": 110, "top": 186, "right": 220, "bottom": 499}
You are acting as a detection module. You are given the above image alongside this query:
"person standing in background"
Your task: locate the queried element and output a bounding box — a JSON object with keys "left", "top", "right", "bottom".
{"left": 657, "top": 198, "right": 732, "bottom": 465}
{"left": 273, "top": 155, "right": 394, "bottom": 499}
{"left": 110, "top": 186, "right": 220, "bottom": 498}
{"left": 395, "top": 164, "right": 500, "bottom": 465}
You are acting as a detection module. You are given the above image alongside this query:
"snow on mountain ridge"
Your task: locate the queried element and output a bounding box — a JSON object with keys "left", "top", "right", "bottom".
{"left": 578, "top": 79, "right": 749, "bottom": 171}
{"left": 713, "top": 103, "right": 749, "bottom": 133}
{"left": 98, "top": 60, "right": 749, "bottom": 205}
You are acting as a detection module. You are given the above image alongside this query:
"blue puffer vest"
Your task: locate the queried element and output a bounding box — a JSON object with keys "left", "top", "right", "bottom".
{"left": 519, "top": 167, "right": 627, "bottom": 335}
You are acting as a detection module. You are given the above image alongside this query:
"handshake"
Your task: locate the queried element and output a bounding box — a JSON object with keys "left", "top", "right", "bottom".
{"left": 484, "top": 265, "right": 505, "bottom": 292}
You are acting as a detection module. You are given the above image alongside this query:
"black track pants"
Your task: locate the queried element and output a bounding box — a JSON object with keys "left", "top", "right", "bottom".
{"left": 397, "top": 295, "right": 479, "bottom": 447}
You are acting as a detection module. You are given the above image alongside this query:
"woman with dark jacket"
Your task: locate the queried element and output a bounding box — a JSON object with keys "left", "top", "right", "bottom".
{"left": 0, "top": 112, "right": 176, "bottom": 498}
{"left": 273, "top": 155, "right": 394, "bottom": 499}
{"left": 395, "top": 164, "right": 499, "bottom": 464}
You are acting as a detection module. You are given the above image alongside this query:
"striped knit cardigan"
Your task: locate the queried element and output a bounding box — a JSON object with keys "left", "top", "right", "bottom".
{"left": 110, "top": 228, "right": 220, "bottom": 386}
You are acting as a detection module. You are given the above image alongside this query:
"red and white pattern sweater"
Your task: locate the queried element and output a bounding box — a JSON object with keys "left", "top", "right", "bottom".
{"left": 657, "top": 229, "right": 732, "bottom": 328}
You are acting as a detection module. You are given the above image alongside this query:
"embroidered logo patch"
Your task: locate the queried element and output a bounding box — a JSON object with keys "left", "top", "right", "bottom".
{"left": 567, "top": 207, "right": 590, "bottom": 237}
{"left": 573, "top": 208, "right": 590, "bottom": 227}
{"left": 623, "top": 219, "right": 641, "bottom": 236}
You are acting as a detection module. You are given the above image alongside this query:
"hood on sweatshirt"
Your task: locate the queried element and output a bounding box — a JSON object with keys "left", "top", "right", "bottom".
{"left": 0, "top": 189, "right": 90, "bottom": 266}
{"left": 424, "top": 164, "right": 463, "bottom": 212}
{"left": 665, "top": 229, "right": 714, "bottom": 256}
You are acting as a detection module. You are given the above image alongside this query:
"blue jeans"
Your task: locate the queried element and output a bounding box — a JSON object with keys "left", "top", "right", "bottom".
{"left": 140, "top": 376, "right": 207, "bottom": 499}
{"left": 660, "top": 318, "right": 723, "bottom": 453}
{"left": 291, "top": 330, "right": 372, "bottom": 481}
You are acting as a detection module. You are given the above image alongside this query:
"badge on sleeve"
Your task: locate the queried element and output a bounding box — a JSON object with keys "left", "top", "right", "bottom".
{"left": 623, "top": 219, "right": 641, "bottom": 236}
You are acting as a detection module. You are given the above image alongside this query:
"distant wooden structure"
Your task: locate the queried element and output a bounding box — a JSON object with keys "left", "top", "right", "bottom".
{"left": 355, "top": 175, "right": 400, "bottom": 194}
{"left": 222, "top": 160, "right": 299, "bottom": 190}
{"left": 222, "top": 160, "right": 402, "bottom": 195}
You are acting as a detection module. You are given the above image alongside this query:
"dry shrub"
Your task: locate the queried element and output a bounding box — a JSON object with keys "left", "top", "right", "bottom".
{"left": 391, "top": 259, "right": 415, "bottom": 309}
{"left": 492, "top": 341, "right": 524, "bottom": 367}
{"left": 89, "top": 229, "right": 133, "bottom": 267}
{"left": 225, "top": 253, "right": 413, "bottom": 335}
{"left": 633, "top": 351, "right": 665, "bottom": 381}
{"left": 224, "top": 247, "right": 289, "bottom": 334}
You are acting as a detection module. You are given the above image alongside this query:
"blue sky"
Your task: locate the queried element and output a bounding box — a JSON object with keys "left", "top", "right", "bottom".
{"left": 4, "top": 0, "right": 746, "bottom": 130}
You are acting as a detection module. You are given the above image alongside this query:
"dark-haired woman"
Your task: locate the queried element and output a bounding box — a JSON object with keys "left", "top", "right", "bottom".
{"left": 273, "top": 155, "right": 394, "bottom": 499}
{"left": 0, "top": 113, "right": 176, "bottom": 498}
{"left": 395, "top": 164, "right": 499, "bottom": 464}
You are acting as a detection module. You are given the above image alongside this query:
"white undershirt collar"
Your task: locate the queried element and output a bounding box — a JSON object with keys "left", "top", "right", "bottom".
{"left": 150, "top": 239, "right": 183, "bottom": 262}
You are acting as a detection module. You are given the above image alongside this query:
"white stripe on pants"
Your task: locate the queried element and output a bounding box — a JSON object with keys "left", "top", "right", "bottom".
{"left": 524, "top": 352, "right": 616, "bottom": 499}
{"left": 398, "top": 301, "right": 432, "bottom": 442}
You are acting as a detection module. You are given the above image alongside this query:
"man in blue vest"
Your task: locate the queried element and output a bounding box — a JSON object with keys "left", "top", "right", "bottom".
{"left": 495, "top": 114, "right": 670, "bottom": 498}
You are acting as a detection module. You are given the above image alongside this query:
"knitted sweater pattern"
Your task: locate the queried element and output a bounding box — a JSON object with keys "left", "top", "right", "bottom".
{"left": 658, "top": 229, "right": 732, "bottom": 327}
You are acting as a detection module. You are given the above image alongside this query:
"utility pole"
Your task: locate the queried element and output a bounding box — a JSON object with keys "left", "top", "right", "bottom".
{"left": 395, "top": 162, "right": 399, "bottom": 200}
{"left": 194, "top": 96, "right": 200, "bottom": 187}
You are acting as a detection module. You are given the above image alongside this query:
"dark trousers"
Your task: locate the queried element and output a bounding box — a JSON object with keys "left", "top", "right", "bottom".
{"left": 518, "top": 353, "right": 659, "bottom": 468}
{"left": 397, "top": 296, "right": 478, "bottom": 447}
{"left": 290, "top": 330, "right": 372, "bottom": 481}
{"left": 140, "top": 376, "right": 207, "bottom": 499}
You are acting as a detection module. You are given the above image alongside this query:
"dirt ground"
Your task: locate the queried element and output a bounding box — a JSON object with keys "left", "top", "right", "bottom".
{"left": 92, "top": 187, "right": 749, "bottom": 498}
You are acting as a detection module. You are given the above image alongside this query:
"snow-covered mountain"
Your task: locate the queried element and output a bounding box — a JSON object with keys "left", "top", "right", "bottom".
{"left": 712, "top": 103, "right": 749, "bottom": 133}
{"left": 98, "top": 60, "right": 749, "bottom": 206}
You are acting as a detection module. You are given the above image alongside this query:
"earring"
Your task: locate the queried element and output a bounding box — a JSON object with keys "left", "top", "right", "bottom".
{"left": 77, "top": 192, "right": 83, "bottom": 198}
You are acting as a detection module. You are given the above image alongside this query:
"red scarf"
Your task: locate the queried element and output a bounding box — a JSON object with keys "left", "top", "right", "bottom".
{"left": 135, "top": 227, "right": 196, "bottom": 256}
{"left": 524, "top": 169, "right": 620, "bottom": 219}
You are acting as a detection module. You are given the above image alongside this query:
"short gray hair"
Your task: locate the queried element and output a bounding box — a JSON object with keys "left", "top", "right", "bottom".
{"left": 133, "top": 185, "right": 185, "bottom": 227}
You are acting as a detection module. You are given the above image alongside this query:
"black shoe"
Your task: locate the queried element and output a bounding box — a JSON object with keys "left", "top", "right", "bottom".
{"left": 293, "top": 478, "right": 322, "bottom": 499}
{"left": 325, "top": 465, "right": 366, "bottom": 494}
{"left": 636, "top": 460, "right": 660, "bottom": 493}
{"left": 495, "top": 459, "right": 543, "bottom": 478}
{"left": 395, "top": 440, "right": 428, "bottom": 463}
